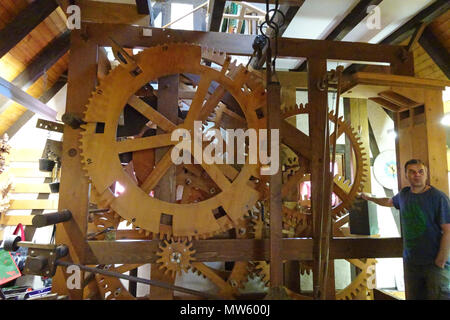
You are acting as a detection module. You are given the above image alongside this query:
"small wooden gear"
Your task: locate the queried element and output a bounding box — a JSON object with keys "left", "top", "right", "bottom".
{"left": 156, "top": 238, "right": 196, "bottom": 277}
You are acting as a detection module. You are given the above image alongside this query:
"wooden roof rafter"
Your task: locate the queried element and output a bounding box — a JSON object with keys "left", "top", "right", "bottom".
{"left": 418, "top": 26, "right": 450, "bottom": 79}
{"left": 0, "top": 0, "right": 58, "bottom": 59}
{"left": 344, "top": 0, "right": 450, "bottom": 76}
{"left": 0, "top": 30, "right": 70, "bottom": 115}
{"left": 293, "top": 0, "right": 384, "bottom": 72}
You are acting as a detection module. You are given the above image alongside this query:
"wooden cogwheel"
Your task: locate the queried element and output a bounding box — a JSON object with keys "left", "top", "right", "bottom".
{"left": 80, "top": 43, "right": 268, "bottom": 240}
{"left": 281, "top": 103, "right": 369, "bottom": 219}
{"left": 156, "top": 238, "right": 196, "bottom": 277}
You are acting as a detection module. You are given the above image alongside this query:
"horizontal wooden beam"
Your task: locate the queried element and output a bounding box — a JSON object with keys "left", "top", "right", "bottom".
{"left": 0, "top": 0, "right": 58, "bottom": 59}
{"left": 83, "top": 23, "right": 406, "bottom": 63}
{"left": 78, "top": 0, "right": 150, "bottom": 26}
{"left": 276, "top": 37, "right": 408, "bottom": 63}
{"left": 82, "top": 238, "right": 402, "bottom": 264}
{"left": 232, "top": 0, "right": 302, "bottom": 4}
{"left": 0, "top": 77, "right": 57, "bottom": 121}
{"left": 84, "top": 23, "right": 255, "bottom": 56}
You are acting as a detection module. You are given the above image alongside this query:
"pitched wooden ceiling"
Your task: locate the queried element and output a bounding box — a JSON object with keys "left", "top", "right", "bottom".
{"left": 0, "top": 0, "right": 448, "bottom": 137}
{"left": 0, "top": 0, "right": 68, "bottom": 135}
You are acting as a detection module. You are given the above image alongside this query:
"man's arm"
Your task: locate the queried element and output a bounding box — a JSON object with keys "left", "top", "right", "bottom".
{"left": 435, "top": 224, "right": 450, "bottom": 268}
{"left": 360, "top": 193, "right": 394, "bottom": 207}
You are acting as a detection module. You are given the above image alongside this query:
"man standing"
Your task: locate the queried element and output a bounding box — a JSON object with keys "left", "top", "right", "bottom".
{"left": 361, "top": 159, "right": 450, "bottom": 300}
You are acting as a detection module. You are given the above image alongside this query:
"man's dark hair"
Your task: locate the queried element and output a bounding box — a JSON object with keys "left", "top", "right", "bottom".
{"left": 404, "top": 159, "right": 426, "bottom": 172}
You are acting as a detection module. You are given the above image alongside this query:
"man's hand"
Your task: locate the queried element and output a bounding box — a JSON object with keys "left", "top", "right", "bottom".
{"left": 357, "top": 193, "right": 394, "bottom": 207}
{"left": 435, "top": 256, "right": 447, "bottom": 269}
{"left": 358, "top": 192, "right": 371, "bottom": 201}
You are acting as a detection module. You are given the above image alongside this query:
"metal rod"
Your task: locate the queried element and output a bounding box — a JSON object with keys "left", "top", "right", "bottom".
{"left": 162, "top": 1, "right": 208, "bottom": 28}
{"left": 318, "top": 66, "right": 344, "bottom": 299}
{"left": 56, "top": 260, "right": 222, "bottom": 300}
{"left": 88, "top": 208, "right": 111, "bottom": 214}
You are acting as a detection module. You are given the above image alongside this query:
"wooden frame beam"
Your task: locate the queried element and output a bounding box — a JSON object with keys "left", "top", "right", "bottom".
{"left": 83, "top": 23, "right": 408, "bottom": 64}
{"left": 232, "top": 0, "right": 302, "bottom": 4}
{"left": 208, "top": 0, "right": 226, "bottom": 31}
{"left": 307, "top": 58, "right": 332, "bottom": 299}
{"left": 135, "top": 0, "right": 151, "bottom": 15}
{"left": 52, "top": 28, "right": 97, "bottom": 299}
{"left": 82, "top": 238, "right": 402, "bottom": 264}
{"left": 0, "top": 0, "right": 58, "bottom": 59}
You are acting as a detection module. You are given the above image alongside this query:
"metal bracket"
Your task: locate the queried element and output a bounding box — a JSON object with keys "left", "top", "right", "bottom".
{"left": 36, "top": 119, "right": 64, "bottom": 133}
{"left": 22, "top": 244, "right": 69, "bottom": 277}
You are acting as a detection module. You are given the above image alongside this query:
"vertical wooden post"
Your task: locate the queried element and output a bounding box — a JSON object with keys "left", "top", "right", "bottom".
{"left": 149, "top": 74, "right": 179, "bottom": 299}
{"left": 52, "top": 28, "right": 98, "bottom": 298}
{"left": 284, "top": 262, "right": 300, "bottom": 293}
{"left": 267, "top": 82, "right": 284, "bottom": 290}
{"left": 349, "top": 98, "right": 371, "bottom": 192}
{"left": 280, "top": 85, "right": 300, "bottom": 293}
{"left": 307, "top": 58, "right": 331, "bottom": 300}
{"left": 348, "top": 98, "right": 373, "bottom": 299}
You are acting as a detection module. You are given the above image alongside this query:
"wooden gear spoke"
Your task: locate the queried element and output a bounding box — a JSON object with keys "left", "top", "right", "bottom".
{"left": 141, "top": 148, "right": 174, "bottom": 194}
{"left": 112, "top": 264, "right": 144, "bottom": 274}
{"left": 198, "top": 86, "right": 228, "bottom": 123}
{"left": 332, "top": 181, "right": 349, "bottom": 201}
{"left": 116, "top": 133, "right": 174, "bottom": 153}
{"left": 128, "top": 95, "right": 177, "bottom": 132}
{"left": 185, "top": 76, "right": 212, "bottom": 124}
{"left": 191, "top": 262, "right": 235, "bottom": 299}
{"left": 281, "top": 167, "right": 305, "bottom": 198}
{"left": 199, "top": 162, "right": 232, "bottom": 191}
{"left": 329, "top": 124, "right": 345, "bottom": 146}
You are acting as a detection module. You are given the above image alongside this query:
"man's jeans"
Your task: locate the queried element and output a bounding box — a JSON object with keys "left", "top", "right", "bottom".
{"left": 404, "top": 262, "right": 450, "bottom": 300}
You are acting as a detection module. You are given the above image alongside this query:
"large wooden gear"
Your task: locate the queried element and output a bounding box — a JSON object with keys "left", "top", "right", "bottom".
{"left": 281, "top": 103, "right": 369, "bottom": 218}
{"left": 80, "top": 43, "right": 266, "bottom": 240}
{"left": 79, "top": 41, "right": 374, "bottom": 300}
